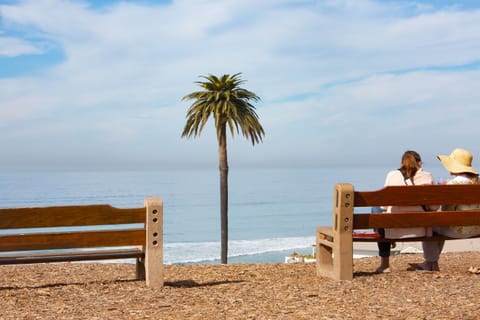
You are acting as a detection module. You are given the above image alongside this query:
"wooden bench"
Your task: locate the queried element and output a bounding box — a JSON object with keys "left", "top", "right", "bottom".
{"left": 316, "top": 183, "right": 480, "bottom": 280}
{"left": 0, "top": 197, "right": 163, "bottom": 288}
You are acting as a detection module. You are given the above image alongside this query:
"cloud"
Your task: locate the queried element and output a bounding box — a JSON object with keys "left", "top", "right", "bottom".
{"left": 0, "top": 36, "right": 45, "bottom": 56}
{"left": 1, "top": 0, "right": 480, "bottom": 169}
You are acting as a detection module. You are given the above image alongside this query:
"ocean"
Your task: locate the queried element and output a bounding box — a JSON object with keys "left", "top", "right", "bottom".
{"left": 0, "top": 165, "right": 448, "bottom": 264}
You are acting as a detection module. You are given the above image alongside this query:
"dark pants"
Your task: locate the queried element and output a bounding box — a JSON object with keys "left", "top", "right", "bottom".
{"left": 371, "top": 206, "right": 390, "bottom": 257}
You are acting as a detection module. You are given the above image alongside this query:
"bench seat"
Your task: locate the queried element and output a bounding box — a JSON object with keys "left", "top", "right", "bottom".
{"left": 0, "top": 248, "right": 144, "bottom": 265}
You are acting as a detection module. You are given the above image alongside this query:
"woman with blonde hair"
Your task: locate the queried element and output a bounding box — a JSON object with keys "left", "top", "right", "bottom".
{"left": 411, "top": 148, "right": 480, "bottom": 272}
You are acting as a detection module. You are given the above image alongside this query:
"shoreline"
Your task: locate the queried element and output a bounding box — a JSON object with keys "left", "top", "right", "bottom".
{"left": 214, "top": 238, "right": 480, "bottom": 264}
{"left": 95, "top": 238, "right": 480, "bottom": 265}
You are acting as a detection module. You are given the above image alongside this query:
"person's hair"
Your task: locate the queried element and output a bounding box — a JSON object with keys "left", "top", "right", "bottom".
{"left": 452, "top": 171, "right": 479, "bottom": 184}
{"left": 468, "top": 173, "right": 479, "bottom": 184}
{"left": 399, "top": 150, "right": 421, "bottom": 181}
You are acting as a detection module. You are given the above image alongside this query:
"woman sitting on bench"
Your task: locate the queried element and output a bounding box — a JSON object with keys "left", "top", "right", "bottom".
{"left": 412, "top": 148, "right": 480, "bottom": 272}
{"left": 375, "top": 150, "right": 435, "bottom": 274}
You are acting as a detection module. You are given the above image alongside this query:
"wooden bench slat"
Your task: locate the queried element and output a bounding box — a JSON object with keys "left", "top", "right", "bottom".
{"left": 353, "top": 211, "right": 480, "bottom": 229}
{"left": 0, "top": 229, "right": 146, "bottom": 252}
{"left": 0, "top": 205, "right": 145, "bottom": 229}
{"left": 0, "top": 249, "right": 144, "bottom": 265}
{"left": 354, "top": 184, "right": 480, "bottom": 207}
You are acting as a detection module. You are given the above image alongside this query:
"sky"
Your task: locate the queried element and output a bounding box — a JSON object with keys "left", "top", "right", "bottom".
{"left": 1, "top": 0, "right": 480, "bottom": 171}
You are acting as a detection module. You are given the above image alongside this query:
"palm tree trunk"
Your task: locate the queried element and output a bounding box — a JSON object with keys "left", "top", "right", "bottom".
{"left": 218, "top": 126, "right": 229, "bottom": 264}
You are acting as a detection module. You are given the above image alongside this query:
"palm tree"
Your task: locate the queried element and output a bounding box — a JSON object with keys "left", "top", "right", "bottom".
{"left": 181, "top": 73, "right": 264, "bottom": 264}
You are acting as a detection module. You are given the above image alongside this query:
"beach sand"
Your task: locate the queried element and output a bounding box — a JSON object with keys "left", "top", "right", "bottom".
{"left": 1, "top": 245, "right": 480, "bottom": 319}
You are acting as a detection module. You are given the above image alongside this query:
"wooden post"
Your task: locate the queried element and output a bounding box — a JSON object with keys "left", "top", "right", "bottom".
{"left": 144, "top": 197, "right": 163, "bottom": 288}
{"left": 332, "top": 183, "right": 354, "bottom": 280}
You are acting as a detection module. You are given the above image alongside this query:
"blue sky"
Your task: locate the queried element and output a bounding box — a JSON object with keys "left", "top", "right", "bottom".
{"left": 1, "top": 0, "right": 480, "bottom": 170}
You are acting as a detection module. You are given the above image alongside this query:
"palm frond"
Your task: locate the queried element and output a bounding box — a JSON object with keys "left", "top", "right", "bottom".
{"left": 181, "top": 73, "right": 264, "bottom": 145}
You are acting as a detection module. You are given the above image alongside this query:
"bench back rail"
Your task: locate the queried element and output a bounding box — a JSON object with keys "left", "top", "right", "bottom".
{"left": 353, "top": 184, "right": 480, "bottom": 207}
{"left": 0, "top": 205, "right": 145, "bottom": 229}
{"left": 354, "top": 211, "right": 480, "bottom": 229}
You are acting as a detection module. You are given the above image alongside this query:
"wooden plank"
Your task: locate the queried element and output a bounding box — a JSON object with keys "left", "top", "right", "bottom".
{"left": 0, "top": 205, "right": 145, "bottom": 229}
{"left": 0, "top": 249, "right": 144, "bottom": 265}
{"left": 353, "top": 211, "right": 480, "bottom": 229}
{"left": 0, "top": 229, "right": 146, "bottom": 252}
{"left": 354, "top": 184, "right": 480, "bottom": 207}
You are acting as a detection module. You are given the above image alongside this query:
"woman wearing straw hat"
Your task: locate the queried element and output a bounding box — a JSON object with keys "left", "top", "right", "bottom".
{"left": 411, "top": 148, "right": 480, "bottom": 272}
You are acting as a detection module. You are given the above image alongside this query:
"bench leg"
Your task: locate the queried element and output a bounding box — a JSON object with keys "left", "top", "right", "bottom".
{"left": 333, "top": 234, "right": 353, "bottom": 281}
{"left": 316, "top": 227, "right": 335, "bottom": 278}
{"left": 136, "top": 256, "right": 146, "bottom": 280}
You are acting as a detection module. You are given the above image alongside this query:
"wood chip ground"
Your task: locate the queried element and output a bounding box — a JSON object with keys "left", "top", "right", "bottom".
{"left": 1, "top": 252, "right": 479, "bottom": 319}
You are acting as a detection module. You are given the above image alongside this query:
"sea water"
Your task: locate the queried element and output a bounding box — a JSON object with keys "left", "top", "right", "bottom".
{"left": 0, "top": 165, "right": 447, "bottom": 264}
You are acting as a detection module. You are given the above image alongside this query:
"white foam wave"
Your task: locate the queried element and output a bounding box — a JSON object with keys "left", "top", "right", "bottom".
{"left": 164, "top": 236, "right": 316, "bottom": 264}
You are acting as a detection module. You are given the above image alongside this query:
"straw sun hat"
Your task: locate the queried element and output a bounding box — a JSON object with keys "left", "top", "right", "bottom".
{"left": 437, "top": 148, "right": 479, "bottom": 175}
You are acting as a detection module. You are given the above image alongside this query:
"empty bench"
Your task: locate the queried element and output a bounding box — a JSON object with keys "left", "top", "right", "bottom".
{"left": 316, "top": 183, "right": 480, "bottom": 280}
{"left": 0, "top": 197, "right": 163, "bottom": 288}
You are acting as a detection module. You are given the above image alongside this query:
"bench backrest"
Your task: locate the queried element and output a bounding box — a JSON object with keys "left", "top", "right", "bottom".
{"left": 333, "top": 183, "right": 480, "bottom": 231}
{"left": 0, "top": 204, "right": 147, "bottom": 252}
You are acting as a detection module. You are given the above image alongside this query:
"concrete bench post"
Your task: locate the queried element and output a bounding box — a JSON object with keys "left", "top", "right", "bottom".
{"left": 332, "top": 183, "right": 354, "bottom": 280}
{"left": 143, "top": 197, "right": 163, "bottom": 288}
{"left": 316, "top": 183, "right": 354, "bottom": 280}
